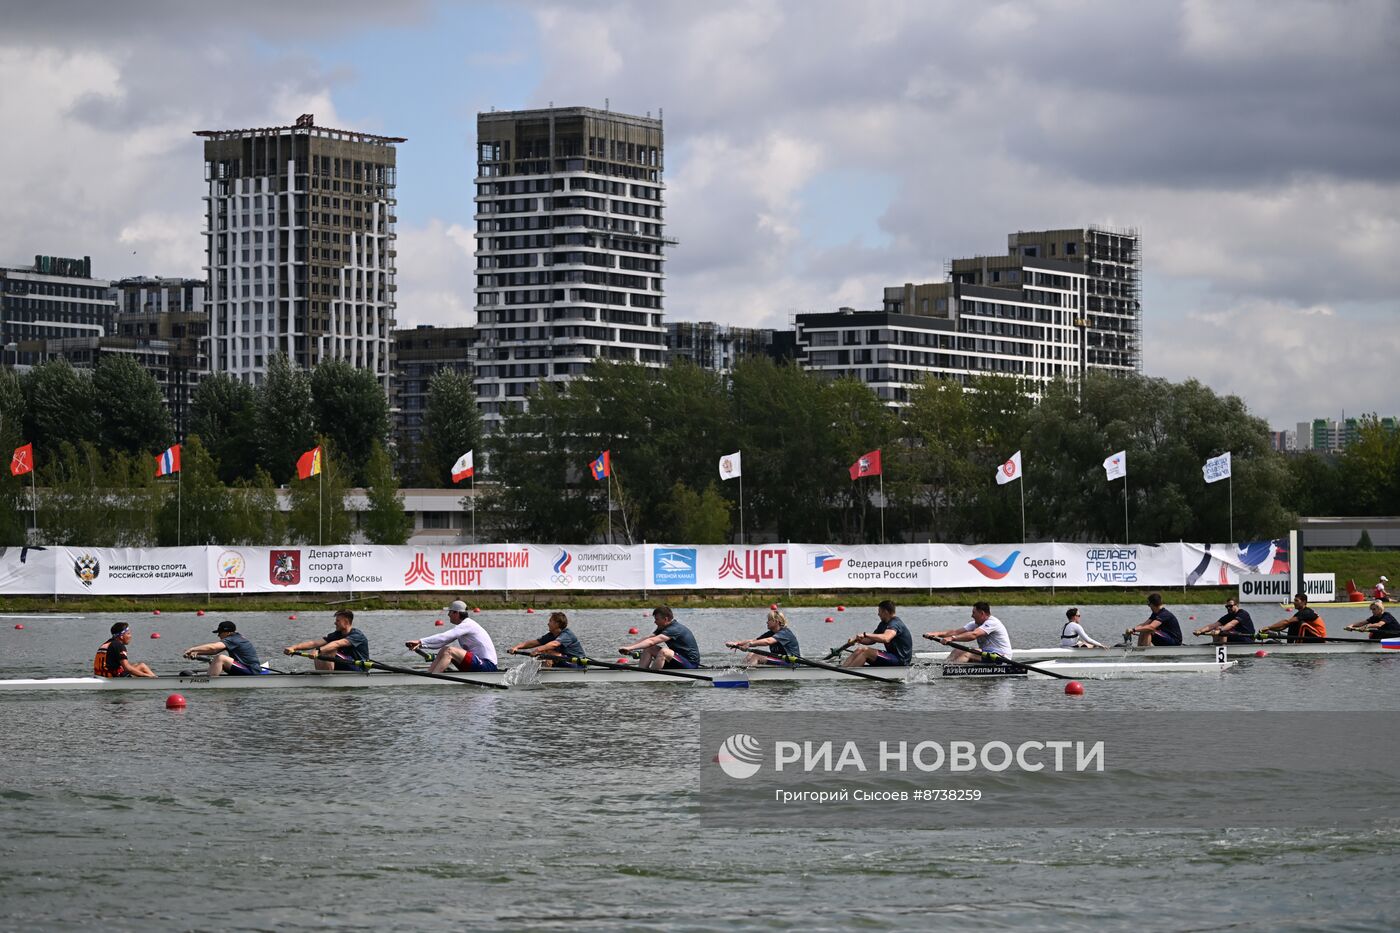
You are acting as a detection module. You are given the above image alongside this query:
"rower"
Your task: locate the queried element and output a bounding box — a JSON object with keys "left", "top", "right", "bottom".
{"left": 620, "top": 606, "right": 701, "bottom": 670}
{"left": 94, "top": 622, "right": 156, "bottom": 678}
{"left": 183, "top": 620, "right": 263, "bottom": 676}
{"left": 726, "top": 609, "right": 800, "bottom": 665}
{"left": 1259, "top": 593, "right": 1327, "bottom": 643}
{"left": 407, "top": 599, "right": 498, "bottom": 673}
{"left": 1059, "top": 608, "right": 1107, "bottom": 648}
{"left": 511, "top": 611, "right": 585, "bottom": 667}
{"left": 1194, "top": 598, "right": 1256, "bottom": 644}
{"left": 1345, "top": 601, "right": 1400, "bottom": 640}
{"left": 1125, "top": 593, "right": 1183, "bottom": 647}
{"left": 841, "top": 599, "right": 911, "bottom": 668}
{"left": 924, "top": 601, "right": 1013, "bottom": 662}
{"left": 284, "top": 609, "right": 369, "bottom": 671}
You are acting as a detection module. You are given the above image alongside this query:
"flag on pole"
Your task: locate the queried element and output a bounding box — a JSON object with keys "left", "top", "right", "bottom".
{"left": 718, "top": 450, "right": 742, "bottom": 481}
{"left": 849, "top": 449, "right": 882, "bottom": 480}
{"left": 10, "top": 443, "right": 33, "bottom": 477}
{"left": 590, "top": 450, "right": 610, "bottom": 481}
{"left": 451, "top": 450, "right": 474, "bottom": 484}
{"left": 996, "top": 450, "right": 1022, "bottom": 486}
{"left": 154, "top": 444, "right": 181, "bottom": 477}
{"left": 1103, "top": 451, "right": 1127, "bottom": 481}
{"left": 296, "top": 446, "right": 323, "bottom": 480}
{"left": 1203, "top": 452, "right": 1232, "bottom": 484}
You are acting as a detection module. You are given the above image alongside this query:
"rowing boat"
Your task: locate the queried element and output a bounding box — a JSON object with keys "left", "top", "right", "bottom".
{"left": 1277, "top": 601, "right": 1390, "bottom": 610}
{"left": 917, "top": 641, "right": 1398, "bottom": 661}
{"left": 0, "top": 657, "right": 1235, "bottom": 692}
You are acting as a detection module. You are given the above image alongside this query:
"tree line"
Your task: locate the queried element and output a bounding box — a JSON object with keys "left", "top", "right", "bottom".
{"left": 3, "top": 354, "right": 1396, "bottom": 548}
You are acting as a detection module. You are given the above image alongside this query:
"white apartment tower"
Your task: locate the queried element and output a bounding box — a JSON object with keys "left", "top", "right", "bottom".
{"left": 196, "top": 115, "right": 402, "bottom": 386}
{"left": 473, "top": 106, "right": 669, "bottom": 427}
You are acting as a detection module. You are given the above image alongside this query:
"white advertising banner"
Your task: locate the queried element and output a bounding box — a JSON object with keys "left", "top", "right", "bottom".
{"left": 785, "top": 544, "right": 935, "bottom": 589}
{"left": 1239, "top": 573, "right": 1291, "bottom": 603}
{"left": 932, "top": 544, "right": 1068, "bottom": 588}
{"left": 0, "top": 545, "right": 56, "bottom": 595}
{"left": 55, "top": 546, "right": 208, "bottom": 596}
{"left": 646, "top": 544, "right": 791, "bottom": 589}
{"left": 1053, "top": 543, "right": 1187, "bottom": 588}
{"left": 513, "top": 544, "right": 645, "bottom": 591}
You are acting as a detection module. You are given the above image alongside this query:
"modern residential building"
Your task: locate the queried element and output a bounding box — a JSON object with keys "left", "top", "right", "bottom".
{"left": 391, "top": 323, "right": 474, "bottom": 459}
{"left": 665, "top": 321, "right": 775, "bottom": 372}
{"left": 1268, "top": 430, "right": 1297, "bottom": 453}
{"left": 1, "top": 254, "right": 115, "bottom": 368}
{"left": 110, "top": 276, "right": 209, "bottom": 437}
{"left": 797, "top": 226, "right": 1141, "bottom": 405}
{"left": 472, "top": 106, "right": 670, "bottom": 429}
{"left": 195, "top": 114, "right": 402, "bottom": 388}
{"left": 1296, "top": 417, "right": 1398, "bottom": 451}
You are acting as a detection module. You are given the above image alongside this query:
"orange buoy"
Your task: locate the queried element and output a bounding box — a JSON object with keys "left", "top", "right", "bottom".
{"left": 166, "top": 694, "right": 187, "bottom": 709}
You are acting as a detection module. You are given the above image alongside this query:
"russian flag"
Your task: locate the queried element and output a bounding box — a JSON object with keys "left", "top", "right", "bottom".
{"left": 155, "top": 444, "right": 181, "bottom": 477}
{"left": 1381, "top": 638, "right": 1400, "bottom": 650}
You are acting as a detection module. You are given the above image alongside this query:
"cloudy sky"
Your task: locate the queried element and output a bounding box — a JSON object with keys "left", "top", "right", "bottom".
{"left": 2, "top": 0, "right": 1397, "bottom": 426}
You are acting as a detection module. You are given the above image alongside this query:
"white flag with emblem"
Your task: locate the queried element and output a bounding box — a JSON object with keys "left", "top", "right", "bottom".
{"left": 1103, "top": 451, "right": 1127, "bottom": 481}
{"left": 996, "top": 450, "right": 1022, "bottom": 486}
{"left": 718, "top": 450, "right": 742, "bottom": 481}
{"left": 1203, "top": 451, "right": 1231, "bottom": 484}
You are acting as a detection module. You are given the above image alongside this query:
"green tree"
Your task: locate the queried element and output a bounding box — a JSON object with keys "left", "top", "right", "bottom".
{"left": 21, "top": 359, "right": 96, "bottom": 460}
{"left": 361, "top": 440, "right": 413, "bottom": 544}
{"left": 0, "top": 370, "right": 27, "bottom": 544}
{"left": 256, "top": 353, "right": 315, "bottom": 484}
{"left": 226, "top": 467, "right": 287, "bottom": 545}
{"left": 420, "top": 370, "right": 482, "bottom": 488}
{"left": 154, "top": 434, "right": 229, "bottom": 545}
{"left": 1338, "top": 415, "right": 1400, "bottom": 516}
{"left": 287, "top": 437, "right": 351, "bottom": 545}
{"left": 310, "top": 359, "right": 390, "bottom": 485}
{"left": 93, "top": 355, "right": 173, "bottom": 456}
{"left": 664, "top": 481, "right": 732, "bottom": 544}
{"left": 191, "top": 373, "right": 259, "bottom": 483}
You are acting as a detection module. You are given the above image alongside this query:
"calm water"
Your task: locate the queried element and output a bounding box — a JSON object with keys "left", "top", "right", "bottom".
{"left": 2, "top": 603, "right": 1398, "bottom": 931}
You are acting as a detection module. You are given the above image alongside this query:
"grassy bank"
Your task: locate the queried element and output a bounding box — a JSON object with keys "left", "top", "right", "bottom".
{"left": 2, "top": 550, "right": 1390, "bottom": 615}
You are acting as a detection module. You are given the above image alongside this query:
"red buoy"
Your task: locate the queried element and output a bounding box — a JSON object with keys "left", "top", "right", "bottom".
{"left": 472, "top": 607, "right": 482, "bottom": 613}
{"left": 150, "top": 632, "right": 160, "bottom": 639}
{"left": 196, "top": 610, "right": 205, "bottom": 617}
{"left": 1189, "top": 615, "right": 1196, "bottom": 621}
{"left": 628, "top": 627, "right": 639, "bottom": 635}
{"left": 526, "top": 607, "right": 534, "bottom": 613}
{"left": 825, "top": 617, "right": 834, "bottom": 623}
{"left": 13, "top": 624, "right": 23, "bottom": 630}
{"left": 288, "top": 614, "right": 297, "bottom": 621}
{"left": 1254, "top": 649, "right": 1268, "bottom": 658}
{"left": 616, "top": 656, "right": 630, "bottom": 664}
{"left": 434, "top": 619, "right": 444, "bottom": 626}
{"left": 166, "top": 694, "right": 187, "bottom": 709}
{"left": 769, "top": 603, "right": 778, "bottom": 611}
{"left": 153, "top": 609, "right": 161, "bottom": 616}
{"left": 836, "top": 606, "right": 845, "bottom": 612}
{"left": 1064, "top": 681, "right": 1085, "bottom": 696}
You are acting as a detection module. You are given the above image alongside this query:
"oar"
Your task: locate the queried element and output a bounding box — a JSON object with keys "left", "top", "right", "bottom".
{"left": 929, "top": 640, "right": 1076, "bottom": 681}
{"left": 524, "top": 650, "right": 715, "bottom": 682}
{"left": 291, "top": 650, "right": 508, "bottom": 690}
{"left": 742, "top": 647, "right": 903, "bottom": 683}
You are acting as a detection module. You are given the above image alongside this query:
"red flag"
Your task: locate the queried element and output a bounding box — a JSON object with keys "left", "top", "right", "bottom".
{"left": 296, "top": 446, "right": 323, "bottom": 480}
{"left": 154, "top": 444, "right": 181, "bottom": 477}
{"left": 10, "top": 443, "right": 33, "bottom": 477}
{"left": 849, "top": 449, "right": 882, "bottom": 480}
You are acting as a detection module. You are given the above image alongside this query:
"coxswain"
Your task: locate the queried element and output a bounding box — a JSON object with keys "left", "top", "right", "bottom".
{"left": 184, "top": 620, "right": 263, "bottom": 676}
{"left": 407, "top": 600, "right": 498, "bottom": 673}
{"left": 1259, "top": 593, "right": 1327, "bottom": 643}
{"left": 841, "top": 599, "right": 912, "bottom": 668}
{"left": 1374, "top": 576, "right": 1390, "bottom": 601}
{"left": 1125, "top": 593, "right": 1183, "bottom": 647}
{"left": 1345, "top": 601, "right": 1400, "bottom": 640}
{"left": 726, "top": 609, "right": 801, "bottom": 665}
{"left": 284, "top": 609, "right": 369, "bottom": 671}
{"left": 620, "top": 606, "right": 701, "bottom": 670}
{"left": 1193, "top": 598, "right": 1256, "bottom": 644}
{"left": 1059, "top": 608, "right": 1108, "bottom": 648}
{"left": 924, "top": 601, "right": 1013, "bottom": 662}
{"left": 94, "top": 622, "right": 156, "bottom": 678}
{"left": 510, "top": 611, "right": 586, "bottom": 667}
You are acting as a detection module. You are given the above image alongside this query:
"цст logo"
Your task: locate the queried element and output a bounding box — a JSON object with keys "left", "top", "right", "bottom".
{"left": 716, "top": 733, "right": 763, "bottom": 780}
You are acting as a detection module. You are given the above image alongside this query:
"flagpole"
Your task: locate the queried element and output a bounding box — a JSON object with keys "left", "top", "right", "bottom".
{"left": 738, "top": 471, "right": 744, "bottom": 544}
{"left": 30, "top": 467, "right": 37, "bottom": 540}
{"left": 1019, "top": 476, "right": 1025, "bottom": 544}
{"left": 471, "top": 472, "right": 476, "bottom": 543}
{"left": 177, "top": 466, "right": 182, "bottom": 547}
{"left": 1123, "top": 475, "right": 1130, "bottom": 545}
{"left": 318, "top": 467, "right": 323, "bottom": 547}
{"left": 1228, "top": 474, "right": 1234, "bottom": 544}
{"left": 606, "top": 469, "right": 613, "bottom": 544}
{"left": 879, "top": 471, "right": 885, "bottom": 545}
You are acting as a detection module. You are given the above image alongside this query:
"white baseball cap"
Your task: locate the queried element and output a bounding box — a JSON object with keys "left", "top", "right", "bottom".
{"left": 1381, "top": 576, "right": 1389, "bottom": 583}
{"left": 442, "top": 600, "right": 469, "bottom": 613}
